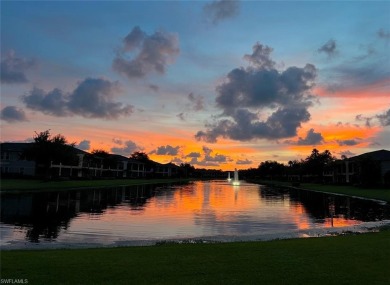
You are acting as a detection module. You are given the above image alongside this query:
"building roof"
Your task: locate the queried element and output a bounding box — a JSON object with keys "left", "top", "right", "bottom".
{"left": 0, "top": 142, "right": 33, "bottom": 152}
{"left": 350, "top": 149, "right": 390, "bottom": 161}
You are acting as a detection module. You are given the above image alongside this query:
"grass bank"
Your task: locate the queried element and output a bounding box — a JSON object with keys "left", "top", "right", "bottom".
{"left": 0, "top": 178, "right": 191, "bottom": 192}
{"left": 299, "top": 183, "right": 390, "bottom": 203}
{"left": 2, "top": 230, "right": 390, "bottom": 285}
{"left": 249, "top": 179, "right": 390, "bottom": 203}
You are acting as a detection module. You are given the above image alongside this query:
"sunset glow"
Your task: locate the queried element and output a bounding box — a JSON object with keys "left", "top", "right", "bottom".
{"left": 1, "top": 1, "right": 389, "bottom": 170}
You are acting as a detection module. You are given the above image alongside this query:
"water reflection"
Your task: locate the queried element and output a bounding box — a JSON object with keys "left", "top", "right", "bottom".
{"left": 1, "top": 181, "right": 389, "bottom": 246}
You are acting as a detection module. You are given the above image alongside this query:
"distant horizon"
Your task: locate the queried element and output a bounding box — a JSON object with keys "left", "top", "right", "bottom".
{"left": 1, "top": 1, "right": 389, "bottom": 171}
{"left": 2, "top": 139, "right": 388, "bottom": 171}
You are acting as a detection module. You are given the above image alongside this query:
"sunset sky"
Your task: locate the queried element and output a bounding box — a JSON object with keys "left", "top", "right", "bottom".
{"left": 1, "top": 1, "right": 389, "bottom": 170}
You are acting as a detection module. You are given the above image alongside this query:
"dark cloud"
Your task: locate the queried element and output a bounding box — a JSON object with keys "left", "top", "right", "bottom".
{"left": 171, "top": 157, "right": 184, "bottom": 164}
{"left": 1, "top": 106, "right": 28, "bottom": 123}
{"left": 378, "top": 29, "right": 390, "bottom": 39}
{"left": 376, "top": 108, "right": 390, "bottom": 126}
{"left": 68, "top": 78, "right": 133, "bottom": 119}
{"left": 202, "top": 146, "right": 228, "bottom": 163}
{"left": 23, "top": 87, "right": 69, "bottom": 116}
{"left": 215, "top": 57, "right": 315, "bottom": 115}
{"left": 150, "top": 145, "right": 180, "bottom": 156}
{"left": 244, "top": 43, "right": 275, "bottom": 69}
{"left": 195, "top": 45, "right": 316, "bottom": 144}
{"left": 113, "top": 26, "right": 179, "bottom": 79}
{"left": 297, "top": 128, "right": 324, "bottom": 145}
{"left": 186, "top": 152, "right": 201, "bottom": 158}
{"left": 22, "top": 78, "right": 133, "bottom": 119}
{"left": 188, "top": 92, "right": 205, "bottom": 111}
{"left": 0, "top": 50, "right": 35, "bottom": 84}
{"left": 236, "top": 158, "right": 252, "bottom": 165}
{"left": 184, "top": 147, "right": 229, "bottom": 167}
{"left": 189, "top": 157, "right": 220, "bottom": 167}
{"left": 111, "top": 140, "right": 141, "bottom": 156}
{"left": 203, "top": 0, "right": 240, "bottom": 25}
{"left": 123, "top": 26, "right": 146, "bottom": 51}
{"left": 318, "top": 39, "right": 337, "bottom": 57}
{"left": 77, "top": 140, "right": 91, "bottom": 151}
{"left": 337, "top": 139, "right": 360, "bottom": 146}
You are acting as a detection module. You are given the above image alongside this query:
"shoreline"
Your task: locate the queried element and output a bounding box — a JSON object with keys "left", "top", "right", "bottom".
{"left": 2, "top": 220, "right": 389, "bottom": 251}
{"left": 247, "top": 179, "right": 390, "bottom": 204}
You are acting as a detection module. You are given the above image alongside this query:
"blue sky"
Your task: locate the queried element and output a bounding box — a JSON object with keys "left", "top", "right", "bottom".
{"left": 1, "top": 1, "right": 389, "bottom": 169}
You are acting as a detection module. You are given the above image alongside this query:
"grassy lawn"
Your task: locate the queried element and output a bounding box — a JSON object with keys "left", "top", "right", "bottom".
{"left": 1, "top": 230, "right": 389, "bottom": 285}
{"left": 249, "top": 179, "right": 390, "bottom": 203}
{"left": 299, "top": 183, "right": 390, "bottom": 203}
{"left": 0, "top": 178, "right": 190, "bottom": 192}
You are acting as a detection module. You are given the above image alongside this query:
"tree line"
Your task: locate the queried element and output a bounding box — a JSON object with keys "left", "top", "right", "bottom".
{"left": 240, "top": 149, "right": 337, "bottom": 183}
{"left": 21, "top": 130, "right": 383, "bottom": 185}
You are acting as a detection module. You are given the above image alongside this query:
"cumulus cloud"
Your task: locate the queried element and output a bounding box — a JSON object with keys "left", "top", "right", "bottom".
{"left": 23, "top": 87, "right": 68, "bottom": 116}
{"left": 244, "top": 43, "right": 275, "bottom": 69}
{"left": 318, "top": 39, "right": 337, "bottom": 57}
{"left": 150, "top": 145, "right": 180, "bottom": 156}
{"left": 203, "top": 146, "right": 228, "bottom": 163}
{"left": 236, "top": 158, "right": 252, "bottom": 165}
{"left": 113, "top": 26, "right": 179, "bottom": 79}
{"left": 171, "top": 157, "right": 184, "bottom": 164}
{"left": 297, "top": 128, "right": 324, "bottom": 145}
{"left": 376, "top": 108, "right": 390, "bottom": 126}
{"left": 186, "top": 152, "right": 202, "bottom": 158}
{"left": 111, "top": 140, "right": 142, "bottom": 156}
{"left": 1, "top": 106, "right": 28, "bottom": 123}
{"left": 184, "top": 147, "right": 229, "bottom": 167}
{"left": 0, "top": 50, "right": 35, "bottom": 84}
{"left": 196, "top": 43, "right": 316, "bottom": 143}
{"left": 68, "top": 78, "right": 133, "bottom": 119}
{"left": 203, "top": 0, "right": 240, "bottom": 25}
{"left": 22, "top": 78, "right": 133, "bottom": 119}
{"left": 77, "top": 140, "right": 91, "bottom": 151}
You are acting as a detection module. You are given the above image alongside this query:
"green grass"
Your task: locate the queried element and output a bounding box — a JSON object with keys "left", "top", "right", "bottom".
{"left": 1, "top": 230, "right": 390, "bottom": 285}
{"left": 0, "top": 178, "right": 191, "bottom": 192}
{"left": 299, "top": 183, "right": 390, "bottom": 203}
{"left": 249, "top": 179, "right": 390, "bottom": 203}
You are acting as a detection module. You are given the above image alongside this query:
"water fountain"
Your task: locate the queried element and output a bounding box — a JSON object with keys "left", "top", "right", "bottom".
{"left": 232, "top": 168, "right": 240, "bottom": 186}
{"left": 227, "top": 172, "right": 232, "bottom": 181}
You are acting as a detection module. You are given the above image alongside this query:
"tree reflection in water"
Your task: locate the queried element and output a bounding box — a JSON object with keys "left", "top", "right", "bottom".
{"left": 1, "top": 181, "right": 389, "bottom": 244}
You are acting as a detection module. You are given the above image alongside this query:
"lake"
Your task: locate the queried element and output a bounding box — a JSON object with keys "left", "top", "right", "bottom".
{"left": 1, "top": 180, "right": 389, "bottom": 249}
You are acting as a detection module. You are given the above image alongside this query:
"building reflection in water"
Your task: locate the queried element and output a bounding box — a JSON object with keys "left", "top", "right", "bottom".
{"left": 1, "top": 181, "right": 389, "bottom": 244}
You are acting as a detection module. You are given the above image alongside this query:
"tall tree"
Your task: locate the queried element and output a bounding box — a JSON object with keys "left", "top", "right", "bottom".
{"left": 22, "top": 130, "right": 77, "bottom": 177}
{"left": 304, "top": 149, "right": 336, "bottom": 182}
{"left": 130, "top": 151, "right": 150, "bottom": 162}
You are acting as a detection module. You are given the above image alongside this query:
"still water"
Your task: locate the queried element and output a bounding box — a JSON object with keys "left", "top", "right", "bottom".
{"left": 1, "top": 180, "right": 389, "bottom": 248}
